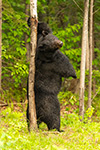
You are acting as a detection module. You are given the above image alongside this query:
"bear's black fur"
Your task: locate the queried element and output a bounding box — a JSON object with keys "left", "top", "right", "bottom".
{"left": 27, "top": 20, "right": 77, "bottom": 132}
{"left": 27, "top": 17, "right": 52, "bottom": 41}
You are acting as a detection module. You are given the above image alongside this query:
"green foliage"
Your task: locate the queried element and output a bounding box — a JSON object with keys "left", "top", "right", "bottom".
{"left": 84, "top": 107, "right": 94, "bottom": 122}
{"left": 1, "top": 108, "right": 100, "bottom": 150}
{"left": 1, "top": 0, "right": 100, "bottom": 120}
{"left": 1, "top": 87, "right": 26, "bottom": 104}
{"left": 61, "top": 113, "right": 80, "bottom": 127}
{"left": 53, "top": 23, "right": 82, "bottom": 70}
{"left": 11, "top": 63, "right": 28, "bottom": 87}
{"left": 58, "top": 91, "right": 77, "bottom": 106}
{"left": 37, "top": 0, "right": 47, "bottom": 14}
{"left": 2, "top": 0, "right": 29, "bottom": 99}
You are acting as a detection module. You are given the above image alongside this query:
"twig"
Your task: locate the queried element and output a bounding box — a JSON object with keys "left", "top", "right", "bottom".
{"left": 55, "top": 7, "right": 66, "bottom": 19}
{"left": 0, "top": 102, "right": 26, "bottom": 107}
{"left": 93, "top": 8, "right": 100, "bottom": 14}
{"left": 92, "top": 89, "right": 100, "bottom": 101}
{"left": 0, "top": 103, "right": 8, "bottom": 107}
{"left": 0, "top": 100, "right": 6, "bottom": 104}
{"left": 72, "top": 0, "right": 83, "bottom": 12}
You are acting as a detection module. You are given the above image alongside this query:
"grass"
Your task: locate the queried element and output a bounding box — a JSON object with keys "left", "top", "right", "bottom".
{"left": 0, "top": 107, "right": 100, "bottom": 150}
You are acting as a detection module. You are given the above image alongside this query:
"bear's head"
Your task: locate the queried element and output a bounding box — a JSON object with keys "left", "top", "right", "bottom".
{"left": 37, "top": 33, "right": 63, "bottom": 52}
{"left": 36, "top": 33, "right": 63, "bottom": 62}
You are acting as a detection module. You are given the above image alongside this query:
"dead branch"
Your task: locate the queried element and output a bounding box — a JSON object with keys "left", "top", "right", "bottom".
{"left": 92, "top": 89, "right": 100, "bottom": 101}
{"left": 0, "top": 102, "right": 26, "bottom": 107}
{"left": 93, "top": 8, "right": 100, "bottom": 14}
{"left": 72, "top": 0, "right": 83, "bottom": 12}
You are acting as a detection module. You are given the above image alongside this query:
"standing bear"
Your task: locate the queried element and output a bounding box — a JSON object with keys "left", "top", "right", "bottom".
{"left": 27, "top": 21, "right": 77, "bottom": 132}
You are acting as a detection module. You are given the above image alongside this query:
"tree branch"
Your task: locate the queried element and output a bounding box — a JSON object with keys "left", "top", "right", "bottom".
{"left": 72, "top": 0, "right": 83, "bottom": 12}
{"left": 93, "top": 8, "right": 100, "bottom": 14}
{"left": 92, "top": 89, "right": 100, "bottom": 101}
{"left": 0, "top": 102, "right": 26, "bottom": 107}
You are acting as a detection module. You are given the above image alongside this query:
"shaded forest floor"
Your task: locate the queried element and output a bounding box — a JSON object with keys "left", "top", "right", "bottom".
{"left": 0, "top": 104, "right": 100, "bottom": 150}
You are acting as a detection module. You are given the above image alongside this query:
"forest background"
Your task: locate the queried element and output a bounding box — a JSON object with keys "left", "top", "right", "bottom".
{"left": 1, "top": 0, "right": 100, "bottom": 117}
{"left": 1, "top": 0, "right": 100, "bottom": 149}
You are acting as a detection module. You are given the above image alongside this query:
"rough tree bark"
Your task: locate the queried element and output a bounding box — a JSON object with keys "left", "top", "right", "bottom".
{"left": 86, "top": 34, "right": 89, "bottom": 70}
{"left": 28, "top": 0, "right": 38, "bottom": 131}
{"left": 88, "top": 0, "right": 94, "bottom": 109}
{"left": 25, "top": 2, "right": 30, "bottom": 62}
{"left": 92, "top": 25, "right": 96, "bottom": 95}
{"left": 0, "top": 0, "right": 2, "bottom": 90}
{"left": 79, "top": 0, "right": 89, "bottom": 120}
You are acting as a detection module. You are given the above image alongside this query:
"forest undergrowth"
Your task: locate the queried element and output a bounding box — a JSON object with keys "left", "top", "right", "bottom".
{"left": 0, "top": 105, "right": 100, "bottom": 150}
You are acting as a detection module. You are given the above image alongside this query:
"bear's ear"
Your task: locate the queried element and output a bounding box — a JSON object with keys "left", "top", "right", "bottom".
{"left": 42, "top": 30, "right": 48, "bottom": 37}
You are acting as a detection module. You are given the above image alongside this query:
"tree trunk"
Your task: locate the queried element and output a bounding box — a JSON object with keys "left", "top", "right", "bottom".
{"left": 25, "top": 2, "right": 30, "bottom": 62}
{"left": 28, "top": 0, "right": 38, "bottom": 131}
{"left": 0, "top": 0, "right": 2, "bottom": 90}
{"left": 88, "top": 0, "right": 94, "bottom": 109}
{"left": 86, "top": 33, "right": 89, "bottom": 70}
{"left": 92, "top": 1, "right": 96, "bottom": 95}
{"left": 79, "top": 0, "right": 89, "bottom": 120}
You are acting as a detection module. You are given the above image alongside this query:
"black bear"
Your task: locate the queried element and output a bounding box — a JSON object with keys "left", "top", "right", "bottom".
{"left": 27, "top": 17, "right": 52, "bottom": 41}
{"left": 27, "top": 20, "right": 77, "bottom": 132}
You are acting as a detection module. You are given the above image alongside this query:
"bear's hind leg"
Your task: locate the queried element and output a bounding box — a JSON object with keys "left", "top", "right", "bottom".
{"left": 47, "top": 115, "right": 60, "bottom": 132}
